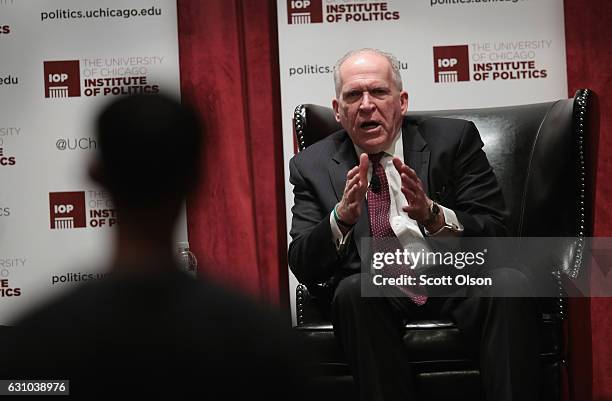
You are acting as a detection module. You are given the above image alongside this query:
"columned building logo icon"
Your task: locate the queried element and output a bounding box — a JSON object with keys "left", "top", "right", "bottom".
{"left": 433, "top": 45, "right": 470, "bottom": 83}
{"left": 49, "top": 191, "right": 86, "bottom": 229}
{"left": 287, "top": 0, "right": 323, "bottom": 24}
{"left": 44, "top": 60, "right": 81, "bottom": 98}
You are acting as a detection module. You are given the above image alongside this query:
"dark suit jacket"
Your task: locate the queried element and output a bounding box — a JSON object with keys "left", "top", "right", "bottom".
{"left": 288, "top": 116, "right": 508, "bottom": 287}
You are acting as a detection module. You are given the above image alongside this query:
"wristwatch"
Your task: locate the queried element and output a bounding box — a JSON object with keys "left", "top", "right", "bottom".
{"left": 423, "top": 201, "right": 440, "bottom": 227}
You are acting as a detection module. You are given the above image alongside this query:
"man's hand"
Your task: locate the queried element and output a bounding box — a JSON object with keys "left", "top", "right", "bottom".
{"left": 336, "top": 153, "right": 369, "bottom": 229}
{"left": 392, "top": 157, "right": 444, "bottom": 232}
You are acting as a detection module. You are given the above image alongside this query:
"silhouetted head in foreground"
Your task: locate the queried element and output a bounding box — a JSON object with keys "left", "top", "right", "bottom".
{"left": 92, "top": 93, "right": 201, "bottom": 210}
{"left": 90, "top": 94, "right": 202, "bottom": 272}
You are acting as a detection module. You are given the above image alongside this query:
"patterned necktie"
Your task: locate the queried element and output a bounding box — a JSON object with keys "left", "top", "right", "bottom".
{"left": 367, "top": 152, "right": 427, "bottom": 305}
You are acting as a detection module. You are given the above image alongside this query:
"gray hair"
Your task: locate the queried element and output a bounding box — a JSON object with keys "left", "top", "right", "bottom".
{"left": 333, "top": 48, "right": 403, "bottom": 97}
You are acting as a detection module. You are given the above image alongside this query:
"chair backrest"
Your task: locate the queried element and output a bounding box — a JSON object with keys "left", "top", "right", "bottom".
{"left": 292, "top": 89, "right": 599, "bottom": 279}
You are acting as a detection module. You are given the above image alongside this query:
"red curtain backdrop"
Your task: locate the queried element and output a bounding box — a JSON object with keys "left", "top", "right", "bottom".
{"left": 177, "top": 0, "right": 288, "bottom": 306}
{"left": 565, "top": 2, "right": 612, "bottom": 400}
{"left": 177, "top": 0, "right": 611, "bottom": 398}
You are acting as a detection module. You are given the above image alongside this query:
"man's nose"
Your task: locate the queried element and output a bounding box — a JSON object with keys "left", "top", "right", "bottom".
{"left": 359, "top": 92, "right": 375, "bottom": 112}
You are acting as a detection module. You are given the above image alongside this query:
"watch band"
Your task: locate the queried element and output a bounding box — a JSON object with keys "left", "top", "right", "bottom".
{"left": 333, "top": 204, "right": 355, "bottom": 229}
{"left": 423, "top": 201, "right": 440, "bottom": 227}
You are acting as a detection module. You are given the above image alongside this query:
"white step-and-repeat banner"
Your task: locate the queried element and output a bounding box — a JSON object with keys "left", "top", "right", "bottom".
{"left": 0, "top": 0, "right": 185, "bottom": 325}
{"left": 277, "top": 0, "right": 568, "bottom": 324}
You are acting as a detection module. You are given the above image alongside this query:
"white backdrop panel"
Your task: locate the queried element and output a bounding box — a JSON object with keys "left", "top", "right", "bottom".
{"left": 0, "top": 0, "right": 185, "bottom": 324}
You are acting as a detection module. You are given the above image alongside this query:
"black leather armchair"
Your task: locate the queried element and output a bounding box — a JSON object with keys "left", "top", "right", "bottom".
{"left": 291, "top": 89, "right": 598, "bottom": 401}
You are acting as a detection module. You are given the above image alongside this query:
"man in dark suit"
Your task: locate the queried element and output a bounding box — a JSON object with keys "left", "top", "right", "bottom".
{"left": 288, "top": 49, "right": 540, "bottom": 401}
{"left": 1, "top": 94, "right": 307, "bottom": 400}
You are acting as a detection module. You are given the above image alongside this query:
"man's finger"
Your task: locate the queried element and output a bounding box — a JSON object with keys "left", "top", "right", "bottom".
{"left": 355, "top": 180, "right": 368, "bottom": 200}
{"left": 345, "top": 182, "right": 359, "bottom": 199}
{"left": 344, "top": 174, "right": 364, "bottom": 197}
{"left": 394, "top": 157, "right": 420, "bottom": 181}
{"left": 402, "top": 187, "right": 418, "bottom": 204}
{"left": 344, "top": 182, "right": 357, "bottom": 202}
{"left": 393, "top": 157, "right": 412, "bottom": 175}
{"left": 401, "top": 175, "right": 424, "bottom": 197}
{"left": 402, "top": 205, "right": 419, "bottom": 216}
{"left": 352, "top": 174, "right": 368, "bottom": 200}
{"left": 346, "top": 165, "right": 359, "bottom": 181}
{"left": 345, "top": 183, "right": 366, "bottom": 207}
{"left": 392, "top": 157, "right": 403, "bottom": 172}
{"left": 401, "top": 173, "right": 423, "bottom": 193}
{"left": 358, "top": 154, "right": 369, "bottom": 185}
{"left": 345, "top": 173, "right": 362, "bottom": 191}
{"left": 403, "top": 166, "right": 419, "bottom": 181}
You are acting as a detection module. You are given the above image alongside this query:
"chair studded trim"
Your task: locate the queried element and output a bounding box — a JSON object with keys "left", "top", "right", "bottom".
{"left": 296, "top": 283, "right": 307, "bottom": 326}
{"left": 569, "top": 89, "right": 590, "bottom": 280}
{"left": 553, "top": 89, "right": 592, "bottom": 322}
{"left": 294, "top": 104, "right": 307, "bottom": 152}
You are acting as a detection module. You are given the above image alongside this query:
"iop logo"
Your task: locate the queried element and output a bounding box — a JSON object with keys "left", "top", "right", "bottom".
{"left": 433, "top": 45, "right": 470, "bottom": 83}
{"left": 49, "top": 191, "right": 86, "bottom": 229}
{"left": 287, "top": 0, "right": 322, "bottom": 24}
{"left": 44, "top": 60, "right": 81, "bottom": 98}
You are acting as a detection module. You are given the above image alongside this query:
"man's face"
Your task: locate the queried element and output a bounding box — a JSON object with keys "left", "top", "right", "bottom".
{"left": 333, "top": 53, "right": 408, "bottom": 154}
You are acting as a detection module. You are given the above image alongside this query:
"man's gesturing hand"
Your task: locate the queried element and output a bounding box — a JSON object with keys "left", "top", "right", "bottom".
{"left": 392, "top": 157, "right": 443, "bottom": 231}
{"left": 336, "top": 153, "right": 369, "bottom": 227}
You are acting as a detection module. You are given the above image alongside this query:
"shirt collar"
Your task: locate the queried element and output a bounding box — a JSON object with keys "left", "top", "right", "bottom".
{"left": 353, "top": 128, "right": 404, "bottom": 162}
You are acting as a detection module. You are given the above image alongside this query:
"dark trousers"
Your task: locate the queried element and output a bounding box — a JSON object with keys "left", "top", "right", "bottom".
{"left": 331, "top": 268, "right": 541, "bottom": 401}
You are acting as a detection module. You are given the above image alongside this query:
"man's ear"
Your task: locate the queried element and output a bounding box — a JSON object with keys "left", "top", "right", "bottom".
{"left": 332, "top": 98, "right": 341, "bottom": 122}
{"left": 88, "top": 159, "right": 108, "bottom": 187}
{"left": 400, "top": 91, "right": 409, "bottom": 115}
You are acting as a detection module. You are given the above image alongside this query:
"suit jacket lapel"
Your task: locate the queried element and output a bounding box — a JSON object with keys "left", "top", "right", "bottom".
{"left": 402, "top": 119, "right": 431, "bottom": 196}
{"left": 330, "top": 133, "right": 358, "bottom": 201}
{"left": 329, "top": 133, "right": 369, "bottom": 260}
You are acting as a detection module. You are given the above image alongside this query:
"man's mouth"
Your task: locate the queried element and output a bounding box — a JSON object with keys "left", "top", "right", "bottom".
{"left": 360, "top": 121, "right": 381, "bottom": 131}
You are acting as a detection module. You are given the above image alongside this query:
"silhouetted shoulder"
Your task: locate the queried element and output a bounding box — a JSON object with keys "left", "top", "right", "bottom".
{"left": 1, "top": 270, "right": 307, "bottom": 400}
